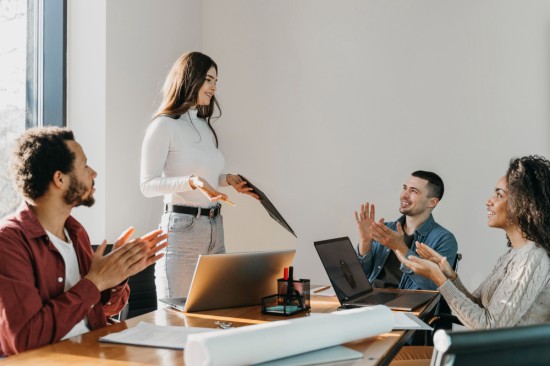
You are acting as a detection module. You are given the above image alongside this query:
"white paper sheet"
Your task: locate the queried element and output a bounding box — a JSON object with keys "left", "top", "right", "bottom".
{"left": 256, "top": 346, "right": 363, "bottom": 366}
{"left": 185, "top": 305, "right": 394, "bottom": 366}
{"left": 393, "top": 312, "right": 432, "bottom": 330}
{"left": 99, "top": 322, "right": 214, "bottom": 350}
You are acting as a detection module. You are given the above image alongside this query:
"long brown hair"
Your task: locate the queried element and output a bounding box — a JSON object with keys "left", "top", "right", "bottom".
{"left": 154, "top": 52, "right": 221, "bottom": 146}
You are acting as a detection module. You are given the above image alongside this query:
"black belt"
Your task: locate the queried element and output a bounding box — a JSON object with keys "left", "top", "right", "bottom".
{"left": 165, "top": 204, "right": 221, "bottom": 218}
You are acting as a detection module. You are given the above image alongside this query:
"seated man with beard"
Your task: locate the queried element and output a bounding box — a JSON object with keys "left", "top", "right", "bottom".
{"left": 0, "top": 127, "right": 168, "bottom": 356}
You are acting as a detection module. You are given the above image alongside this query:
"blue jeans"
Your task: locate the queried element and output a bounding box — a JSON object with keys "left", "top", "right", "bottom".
{"left": 156, "top": 210, "right": 225, "bottom": 299}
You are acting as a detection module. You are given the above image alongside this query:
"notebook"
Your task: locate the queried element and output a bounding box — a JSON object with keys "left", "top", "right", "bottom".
{"left": 314, "top": 237, "right": 437, "bottom": 311}
{"left": 160, "top": 249, "right": 296, "bottom": 313}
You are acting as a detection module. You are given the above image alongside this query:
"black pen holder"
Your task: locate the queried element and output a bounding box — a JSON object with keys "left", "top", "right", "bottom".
{"left": 261, "top": 279, "right": 310, "bottom": 316}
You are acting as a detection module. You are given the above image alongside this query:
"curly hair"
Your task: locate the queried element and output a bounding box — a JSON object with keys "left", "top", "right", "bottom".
{"left": 9, "top": 127, "right": 75, "bottom": 202}
{"left": 506, "top": 155, "right": 550, "bottom": 254}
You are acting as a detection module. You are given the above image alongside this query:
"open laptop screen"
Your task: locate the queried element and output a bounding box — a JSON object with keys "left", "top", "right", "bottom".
{"left": 183, "top": 249, "right": 296, "bottom": 312}
{"left": 315, "top": 237, "right": 373, "bottom": 302}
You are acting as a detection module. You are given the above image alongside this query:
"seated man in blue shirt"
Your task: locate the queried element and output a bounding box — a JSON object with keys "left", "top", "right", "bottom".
{"left": 355, "top": 170, "right": 457, "bottom": 290}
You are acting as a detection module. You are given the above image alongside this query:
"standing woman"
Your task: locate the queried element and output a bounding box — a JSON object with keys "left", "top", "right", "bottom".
{"left": 140, "top": 52, "right": 257, "bottom": 299}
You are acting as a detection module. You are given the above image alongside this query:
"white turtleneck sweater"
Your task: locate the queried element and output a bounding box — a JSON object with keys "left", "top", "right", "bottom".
{"left": 140, "top": 109, "right": 228, "bottom": 207}
{"left": 439, "top": 241, "right": 550, "bottom": 329}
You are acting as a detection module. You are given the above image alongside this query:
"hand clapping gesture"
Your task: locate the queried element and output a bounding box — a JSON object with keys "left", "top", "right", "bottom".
{"left": 355, "top": 202, "right": 376, "bottom": 255}
{"left": 370, "top": 219, "right": 407, "bottom": 256}
{"left": 394, "top": 242, "right": 451, "bottom": 287}
{"left": 86, "top": 228, "right": 168, "bottom": 292}
{"left": 415, "top": 242, "right": 457, "bottom": 280}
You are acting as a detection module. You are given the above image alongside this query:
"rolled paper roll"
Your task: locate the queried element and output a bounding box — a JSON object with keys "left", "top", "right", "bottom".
{"left": 185, "top": 305, "right": 393, "bottom": 366}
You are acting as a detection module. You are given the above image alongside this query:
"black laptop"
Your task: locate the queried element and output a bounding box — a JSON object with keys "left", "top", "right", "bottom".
{"left": 314, "top": 237, "right": 438, "bottom": 311}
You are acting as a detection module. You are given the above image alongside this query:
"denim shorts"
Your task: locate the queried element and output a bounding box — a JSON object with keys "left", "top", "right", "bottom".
{"left": 155, "top": 210, "right": 225, "bottom": 299}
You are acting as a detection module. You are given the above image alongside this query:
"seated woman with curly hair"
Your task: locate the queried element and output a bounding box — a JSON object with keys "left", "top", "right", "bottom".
{"left": 392, "top": 155, "right": 550, "bottom": 364}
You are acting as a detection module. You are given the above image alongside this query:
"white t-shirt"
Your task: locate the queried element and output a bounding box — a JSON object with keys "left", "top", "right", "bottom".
{"left": 140, "top": 109, "right": 229, "bottom": 207}
{"left": 46, "top": 229, "right": 90, "bottom": 339}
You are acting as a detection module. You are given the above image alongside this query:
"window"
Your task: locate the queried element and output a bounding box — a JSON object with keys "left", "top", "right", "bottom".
{"left": 0, "top": 0, "right": 66, "bottom": 217}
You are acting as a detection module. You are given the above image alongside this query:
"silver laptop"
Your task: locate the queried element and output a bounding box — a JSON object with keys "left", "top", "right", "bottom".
{"left": 314, "top": 237, "right": 437, "bottom": 311}
{"left": 160, "top": 249, "right": 295, "bottom": 312}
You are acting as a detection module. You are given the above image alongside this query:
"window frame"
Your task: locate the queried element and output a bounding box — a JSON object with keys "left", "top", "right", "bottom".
{"left": 26, "top": 0, "right": 67, "bottom": 128}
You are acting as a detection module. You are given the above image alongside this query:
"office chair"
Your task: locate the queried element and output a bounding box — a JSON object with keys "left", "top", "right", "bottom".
{"left": 123, "top": 263, "right": 157, "bottom": 319}
{"left": 431, "top": 323, "right": 550, "bottom": 366}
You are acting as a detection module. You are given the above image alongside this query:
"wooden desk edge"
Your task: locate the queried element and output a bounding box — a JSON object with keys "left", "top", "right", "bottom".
{"left": 2, "top": 294, "right": 440, "bottom": 366}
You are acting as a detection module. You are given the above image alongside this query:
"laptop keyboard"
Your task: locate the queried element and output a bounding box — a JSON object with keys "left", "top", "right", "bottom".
{"left": 356, "top": 292, "right": 400, "bottom": 305}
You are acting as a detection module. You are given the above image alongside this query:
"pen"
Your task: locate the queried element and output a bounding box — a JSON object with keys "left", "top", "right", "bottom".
{"left": 313, "top": 285, "right": 331, "bottom": 293}
{"left": 286, "top": 266, "right": 294, "bottom": 304}
{"left": 201, "top": 187, "right": 237, "bottom": 206}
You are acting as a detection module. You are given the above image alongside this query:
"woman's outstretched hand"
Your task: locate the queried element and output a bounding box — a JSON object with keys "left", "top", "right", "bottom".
{"left": 394, "top": 249, "right": 449, "bottom": 287}
{"left": 190, "top": 176, "right": 229, "bottom": 202}
{"left": 415, "top": 242, "right": 457, "bottom": 281}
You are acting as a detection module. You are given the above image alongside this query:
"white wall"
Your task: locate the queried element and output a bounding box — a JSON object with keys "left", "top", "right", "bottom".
{"left": 67, "top": 0, "right": 106, "bottom": 240}
{"left": 68, "top": 1, "right": 550, "bottom": 289}
{"left": 68, "top": 0, "right": 202, "bottom": 242}
{"left": 203, "top": 0, "right": 550, "bottom": 287}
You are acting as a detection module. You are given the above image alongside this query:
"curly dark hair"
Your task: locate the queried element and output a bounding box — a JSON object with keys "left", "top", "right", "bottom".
{"left": 506, "top": 155, "right": 550, "bottom": 253}
{"left": 10, "top": 127, "right": 75, "bottom": 202}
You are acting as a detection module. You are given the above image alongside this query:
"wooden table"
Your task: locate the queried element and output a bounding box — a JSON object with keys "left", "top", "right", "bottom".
{"left": 2, "top": 293, "right": 438, "bottom": 366}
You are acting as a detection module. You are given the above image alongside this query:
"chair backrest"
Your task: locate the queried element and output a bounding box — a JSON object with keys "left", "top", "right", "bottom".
{"left": 125, "top": 264, "right": 157, "bottom": 319}
{"left": 433, "top": 252, "right": 462, "bottom": 316}
{"left": 452, "top": 253, "right": 462, "bottom": 272}
{"left": 431, "top": 323, "right": 550, "bottom": 366}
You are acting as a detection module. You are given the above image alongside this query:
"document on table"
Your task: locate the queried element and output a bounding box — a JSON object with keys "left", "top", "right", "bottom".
{"left": 256, "top": 345, "right": 363, "bottom": 366}
{"left": 99, "top": 321, "right": 214, "bottom": 350}
{"left": 393, "top": 312, "right": 432, "bottom": 330}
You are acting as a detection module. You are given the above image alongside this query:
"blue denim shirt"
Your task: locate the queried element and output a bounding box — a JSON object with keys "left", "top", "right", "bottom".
{"left": 357, "top": 214, "right": 458, "bottom": 290}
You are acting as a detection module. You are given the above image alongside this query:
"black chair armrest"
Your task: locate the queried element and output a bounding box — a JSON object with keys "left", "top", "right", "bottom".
{"left": 428, "top": 313, "right": 462, "bottom": 328}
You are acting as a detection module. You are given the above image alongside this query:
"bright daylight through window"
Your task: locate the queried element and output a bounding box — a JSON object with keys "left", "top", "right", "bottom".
{"left": 0, "top": 0, "right": 65, "bottom": 217}
{"left": 0, "top": 0, "right": 26, "bottom": 217}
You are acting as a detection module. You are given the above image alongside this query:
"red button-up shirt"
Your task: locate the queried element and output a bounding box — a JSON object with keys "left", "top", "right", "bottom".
{"left": 0, "top": 203, "right": 130, "bottom": 356}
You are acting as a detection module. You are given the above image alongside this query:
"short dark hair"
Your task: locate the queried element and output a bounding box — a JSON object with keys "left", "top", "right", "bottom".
{"left": 10, "top": 127, "right": 75, "bottom": 201}
{"left": 506, "top": 155, "right": 550, "bottom": 252}
{"left": 411, "top": 170, "right": 444, "bottom": 200}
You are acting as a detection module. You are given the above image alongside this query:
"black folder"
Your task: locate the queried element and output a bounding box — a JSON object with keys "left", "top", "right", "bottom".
{"left": 239, "top": 175, "right": 297, "bottom": 238}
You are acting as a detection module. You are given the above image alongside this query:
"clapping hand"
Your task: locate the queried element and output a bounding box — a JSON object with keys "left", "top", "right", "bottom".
{"left": 370, "top": 220, "right": 407, "bottom": 256}
{"left": 354, "top": 202, "right": 376, "bottom": 255}
{"left": 86, "top": 228, "right": 168, "bottom": 292}
{"left": 415, "top": 242, "right": 456, "bottom": 280}
{"left": 394, "top": 248, "right": 449, "bottom": 287}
